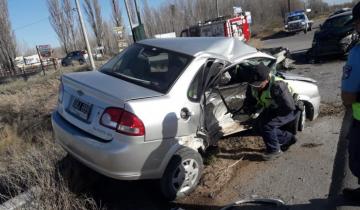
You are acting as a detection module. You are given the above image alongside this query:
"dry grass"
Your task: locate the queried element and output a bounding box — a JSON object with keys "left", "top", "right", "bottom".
{"left": 0, "top": 65, "right": 100, "bottom": 209}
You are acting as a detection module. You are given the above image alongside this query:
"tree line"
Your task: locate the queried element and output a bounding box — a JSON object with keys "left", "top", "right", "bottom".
{"left": 47, "top": 0, "right": 125, "bottom": 56}
{"left": 0, "top": 0, "right": 358, "bottom": 74}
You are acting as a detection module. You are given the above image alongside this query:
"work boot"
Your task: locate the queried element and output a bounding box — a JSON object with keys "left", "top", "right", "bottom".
{"left": 281, "top": 136, "right": 298, "bottom": 152}
{"left": 263, "top": 150, "right": 283, "bottom": 161}
{"left": 343, "top": 187, "right": 360, "bottom": 201}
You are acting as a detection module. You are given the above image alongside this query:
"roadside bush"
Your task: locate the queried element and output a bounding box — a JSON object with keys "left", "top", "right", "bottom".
{"left": 0, "top": 65, "right": 100, "bottom": 209}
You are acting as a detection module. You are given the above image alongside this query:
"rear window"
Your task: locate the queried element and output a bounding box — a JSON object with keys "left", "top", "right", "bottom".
{"left": 99, "top": 44, "right": 193, "bottom": 93}
{"left": 323, "top": 14, "right": 353, "bottom": 29}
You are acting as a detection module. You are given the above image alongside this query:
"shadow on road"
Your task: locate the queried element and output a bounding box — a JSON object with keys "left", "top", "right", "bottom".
{"left": 261, "top": 31, "right": 292, "bottom": 41}
{"left": 57, "top": 155, "right": 175, "bottom": 210}
{"left": 290, "top": 49, "right": 347, "bottom": 65}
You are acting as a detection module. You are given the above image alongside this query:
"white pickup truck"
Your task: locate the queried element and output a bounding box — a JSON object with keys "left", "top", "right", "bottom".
{"left": 285, "top": 10, "right": 313, "bottom": 34}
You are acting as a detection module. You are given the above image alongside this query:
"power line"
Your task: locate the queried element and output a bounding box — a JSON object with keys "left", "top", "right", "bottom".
{"left": 13, "top": 17, "right": 49, "bottom": 31}
{"left": 13, "top": 7, "right": 77, "bottom": 31}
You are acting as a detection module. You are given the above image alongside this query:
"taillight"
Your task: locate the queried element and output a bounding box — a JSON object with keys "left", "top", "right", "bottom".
{"left": 100, "top": 108, "right": 145, "bottom": 136}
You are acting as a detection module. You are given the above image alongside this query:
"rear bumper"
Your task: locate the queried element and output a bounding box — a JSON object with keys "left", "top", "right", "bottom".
{"left": 51, "top": 111, "right": 175, "bottom": 180}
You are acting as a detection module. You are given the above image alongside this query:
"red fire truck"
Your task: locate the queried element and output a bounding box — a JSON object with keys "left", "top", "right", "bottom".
{"left": 180, "top": 11, "right": 252, "bottom": 42}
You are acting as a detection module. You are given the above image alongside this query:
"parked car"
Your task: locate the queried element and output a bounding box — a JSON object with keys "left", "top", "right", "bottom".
{"left": 52, "top": 37, "right": 320, "bottom": 200}
{"left": 308, "top": 11, "right": 359, "bottom": 62}
{"left": 284, "top": 10, "right": 313, "bottom": 34}
{"left": 61, "top": 50, "right": 88, "bottom": 66}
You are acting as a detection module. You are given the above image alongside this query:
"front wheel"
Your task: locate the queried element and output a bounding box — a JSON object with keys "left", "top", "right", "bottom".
{"left": 160, "top": 147, "right": 203, "bottom": 201}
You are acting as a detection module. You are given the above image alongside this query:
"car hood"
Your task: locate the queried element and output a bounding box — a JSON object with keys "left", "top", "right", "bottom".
{"left": 278, "top": 72, "right": 317, "bottom": 83}
{"left": 287, "top": 20, "right": 303, "bottom": 24}
{"left": 63, "top": 71, "right": 164, "bottom": 102}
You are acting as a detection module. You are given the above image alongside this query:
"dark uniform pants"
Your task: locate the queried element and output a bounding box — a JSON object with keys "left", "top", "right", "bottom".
{"left": 257, "top": 110, "right": 297, "bottom": 152}
{"left": 348, "top": 120, "right": 360, "bottom": 184}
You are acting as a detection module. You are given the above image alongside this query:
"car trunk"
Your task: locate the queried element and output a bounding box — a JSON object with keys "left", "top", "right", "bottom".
{"left": 58, "top": 71, "right": 163, "bottom": 141}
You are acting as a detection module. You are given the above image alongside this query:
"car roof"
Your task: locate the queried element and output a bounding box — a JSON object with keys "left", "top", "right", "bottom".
{"left": 328, "top": 10, "right": 352, "bottom": 20}
{"left": 138, "top": 37, "right": 258, "bottom": 62}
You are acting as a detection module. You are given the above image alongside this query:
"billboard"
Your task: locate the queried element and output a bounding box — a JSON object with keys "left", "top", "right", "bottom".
{"left": 37, "top": 45, "right": 52, "bottom": 58}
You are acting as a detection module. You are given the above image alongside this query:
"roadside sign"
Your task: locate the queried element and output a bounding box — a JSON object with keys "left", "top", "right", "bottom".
{"left": 37, "top": 45, "right": 52, "bottom": 58}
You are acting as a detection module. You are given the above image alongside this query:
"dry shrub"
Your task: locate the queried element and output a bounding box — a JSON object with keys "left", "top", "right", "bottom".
{"left": 0, "top": 131, "right": 99, "bottom": 209}
{"left": 0, "top": 65, "right": 100, "bottom": 209}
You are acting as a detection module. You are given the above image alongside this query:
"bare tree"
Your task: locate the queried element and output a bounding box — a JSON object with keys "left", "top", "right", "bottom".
{"left": 63, "top": 0, "right": 78, "bottom": 50}
{"left": 47, "top": 0, "right": 76, "bottom": 53}
{"left": 140, "top": 0, "right": 306, "bottom": 38}
{"left": 83, "top": 0, "right": 104, "bottom": 50}
{"left": 111, "top": 0, "right": 123, "bottom": 27}
{"left": 0, "top": 0, "right": 17, "bottom": 73}
{"left": 103, "top": 20, "right": 119, "bottom": 55}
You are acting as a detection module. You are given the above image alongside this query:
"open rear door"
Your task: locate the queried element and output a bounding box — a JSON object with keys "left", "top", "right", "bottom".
{"left": 197, "top": 60, "right": 251, "bottom": 145}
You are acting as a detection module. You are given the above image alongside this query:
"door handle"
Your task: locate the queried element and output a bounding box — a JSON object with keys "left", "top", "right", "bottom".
{"left": 180, "top": 108, "right": 192, "bottom": 120}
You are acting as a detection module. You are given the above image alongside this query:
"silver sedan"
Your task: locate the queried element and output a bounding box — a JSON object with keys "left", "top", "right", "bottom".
{"left": 52, "top": 37, "right": 320, "bottom": 200}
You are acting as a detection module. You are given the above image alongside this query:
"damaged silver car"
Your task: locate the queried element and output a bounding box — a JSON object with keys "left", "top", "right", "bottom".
{"left": 52, "top": 37, "right": 320, "bottom": 200}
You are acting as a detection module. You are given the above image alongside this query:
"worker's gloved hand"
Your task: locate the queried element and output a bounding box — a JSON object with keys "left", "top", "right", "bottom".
{"left": 249, "top": 107, "right": 264, "bottom": 119}
{"left": 250, "top": 112, "right": 260, "bottom": 119}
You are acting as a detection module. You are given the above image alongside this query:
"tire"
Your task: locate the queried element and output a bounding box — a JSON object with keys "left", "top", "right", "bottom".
{"left": 160, "top": 147, "right": 203, "bottom": 201}
{"left": 304, "top": 28, "right": 307, "bottom": 34}
{"left": 298, "top": 103, "right": 306, "bottom": 131}
{"left": 79, "top": 59, "right": 85, "bottom": 65}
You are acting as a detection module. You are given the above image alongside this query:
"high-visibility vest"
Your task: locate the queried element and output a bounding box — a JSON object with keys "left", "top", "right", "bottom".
{"left": 251, "top": 75, "right": 294, "bottom": 109}
{"left": 353, "top": 103, "right": 360, "bottom": 121}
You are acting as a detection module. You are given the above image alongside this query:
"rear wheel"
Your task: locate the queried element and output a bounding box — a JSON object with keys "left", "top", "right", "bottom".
{"left": 160, "top": 147, "right": 203, "bottom": 201}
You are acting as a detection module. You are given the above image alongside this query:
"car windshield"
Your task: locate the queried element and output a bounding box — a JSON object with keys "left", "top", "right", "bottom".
{"left": 99, "top": 44, "right": 193, "bottom": 93}
{"left": 322, "top": 14, "right": 353, "bottom": 29}
{"left": 287, "top": 14, "right": 305, "bottom": 22}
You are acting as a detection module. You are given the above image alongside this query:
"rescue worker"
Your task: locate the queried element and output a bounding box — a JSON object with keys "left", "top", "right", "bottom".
{"left": 341, "top": 1, "right": 360, "bottom": 201}
{"left": 244, "top": 63, "right": 298, "bottom": 161}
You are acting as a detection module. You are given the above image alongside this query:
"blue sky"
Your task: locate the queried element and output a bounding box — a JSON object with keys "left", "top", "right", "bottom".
{"left": 9, "top": 0, "right": 353, "bottom": 53}
{"left": 9, "top": 0, "right": 165, "bottom": 52}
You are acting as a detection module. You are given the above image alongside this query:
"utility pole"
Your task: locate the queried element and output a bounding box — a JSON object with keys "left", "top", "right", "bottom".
{"left": 288, "top": 0, "right": 291, "bottom": 12}
{"left": 36, "top": 46, "right": 46, "bottom": 76}
{"left": 216, "top": 0, "right": 219, "bottom": 17}
{"left": 124, "top": 0, "right": 146, "bottom": 42}
{"left": 74, "top": 0, "right": 96, "bottom": 70}
{"left": 170, "top": 4, "right": 175, "bottom": 32}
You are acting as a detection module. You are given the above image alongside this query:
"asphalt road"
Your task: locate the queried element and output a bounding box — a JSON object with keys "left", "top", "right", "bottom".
{"left": 205, "top": 25, "right": 358, "bottom": 209}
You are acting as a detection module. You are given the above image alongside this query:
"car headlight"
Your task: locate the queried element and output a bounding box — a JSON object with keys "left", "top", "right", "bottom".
{"left": 285, "top": 25, "right": 288, "bottom": 28}
{"left": 301, "top": 22, "right": 306, "bottom": 25}
{"left": 340, "top": 34, "right": 353, "bottom": 45}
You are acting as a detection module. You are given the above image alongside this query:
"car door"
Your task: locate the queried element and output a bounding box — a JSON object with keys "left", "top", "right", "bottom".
{"left": 198, "top": 56, "right": 276, "bottom": 140}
